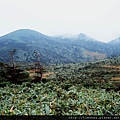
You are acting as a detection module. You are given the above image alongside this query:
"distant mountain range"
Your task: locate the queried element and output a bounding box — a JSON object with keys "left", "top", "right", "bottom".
{"left": 0, "top": 29, "right": 120, "bottom": 64}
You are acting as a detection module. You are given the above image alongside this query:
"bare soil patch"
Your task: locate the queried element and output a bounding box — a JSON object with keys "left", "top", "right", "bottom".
{"left": 102, "top": 65, "right": 120, "bottom": 69}
{"left": 27, "top": 70, "right": 54, "bottom": 79}
{"left": 111, "top": 77, "right": 120, "bottom": 81}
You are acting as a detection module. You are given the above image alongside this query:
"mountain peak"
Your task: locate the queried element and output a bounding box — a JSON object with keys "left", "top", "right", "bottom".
{"left": 78, "top": 33, "right": 86, "bottom": 36}
{"left": 4, "top": 29, "right": 45, "bottom": 37}
{"left": 108, "top": 37, "right": 120, "bottom": 44}
{"left": 0, "top": 29, "right": 49, "bottom": 41}
{"left": 77, "top": 33, "right": 88, "bottom": 39}
{"left": 76, "top": 33, "right": 97, "bottom": 42}
{"left": 55, "top": 33, "right": 91, "bottom": 39}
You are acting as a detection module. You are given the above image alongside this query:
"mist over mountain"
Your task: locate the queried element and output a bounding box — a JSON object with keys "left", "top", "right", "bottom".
{"left": 0, "top": 29, "right": 119, "bottom": 64}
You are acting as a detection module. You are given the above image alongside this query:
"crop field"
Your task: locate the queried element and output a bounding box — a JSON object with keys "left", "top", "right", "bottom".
{"left": 0, "top": 81, "right": 119, "bottom": 115}
{"left": 0, "top": 58, "right": 120, "bottom": 115}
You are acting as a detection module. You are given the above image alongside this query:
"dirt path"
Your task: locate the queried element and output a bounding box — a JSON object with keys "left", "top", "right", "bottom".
{"left": 42, "top": 72, "right": 54, "bottom": 78}
{"left": 27, "top": 70, "right": 54, "bottom": 79}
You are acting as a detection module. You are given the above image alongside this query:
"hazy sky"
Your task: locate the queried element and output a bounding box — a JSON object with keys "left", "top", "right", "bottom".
{"left": 0, "top": 0, "right": 120, "bottom": 42}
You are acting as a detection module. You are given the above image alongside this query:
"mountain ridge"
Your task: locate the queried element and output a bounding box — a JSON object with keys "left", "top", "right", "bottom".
{"left": 0, "top": 29, "right": 119, "bottom": 63}
{"left": 108, "top": 37, "right": 120, "bottom": 44}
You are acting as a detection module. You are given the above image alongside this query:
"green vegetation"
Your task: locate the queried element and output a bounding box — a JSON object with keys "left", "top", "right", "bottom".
{"left": 1, "top": 29, "right": 120, "bottom": 116}
{"left": 0, "top": 81, "right": 119, "bottom": 115}
{"left": 0, "top": 56, "right": 120, "bottom": 115}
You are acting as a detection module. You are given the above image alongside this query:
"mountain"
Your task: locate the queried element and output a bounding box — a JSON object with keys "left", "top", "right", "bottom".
{"left": 0, "top": 29, "right": 69, "bottom": 63}
{"left": 108, "top": 37, "right": 120, "bottom": 45}
{"left": 54, "top": 33, "right": 113, "bottom": 55}
{"left": 108, "top": 37, "right": 120, "bottom": 57}
{"left": 0, "top": 29, "right": 118, "bottom": 64}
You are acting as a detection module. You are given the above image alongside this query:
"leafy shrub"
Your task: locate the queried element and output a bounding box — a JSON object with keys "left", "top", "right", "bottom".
{"left": 0, "top": 81, "right": 119, "bottom": 115}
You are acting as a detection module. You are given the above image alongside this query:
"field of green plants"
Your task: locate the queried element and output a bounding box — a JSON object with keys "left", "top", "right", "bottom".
{"left": 0, "top": 80, "right": 120, "bottom": 115}
{"left": 0, "top": 58, "right": 120, "bottom": 115}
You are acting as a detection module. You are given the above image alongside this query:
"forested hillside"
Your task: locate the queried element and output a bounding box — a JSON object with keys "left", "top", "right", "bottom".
{"left": 0, "top": 29, "right": 119, "bottom": 64}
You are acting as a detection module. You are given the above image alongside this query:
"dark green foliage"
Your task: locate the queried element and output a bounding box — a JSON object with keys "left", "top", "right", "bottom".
{"left": 0, "top": 62, "right": 30, "bottom": 84}
{"left": 50, "top": 57, "right": 120, "bottom": 91}
{"left": 0, "top": 80, "right": 120, "bottom": 115}
{"left": 0, "top": 49, "right": 30, "bottom": 84}
{"left": 0, "top": 56, "right": 120, "bottom": 115}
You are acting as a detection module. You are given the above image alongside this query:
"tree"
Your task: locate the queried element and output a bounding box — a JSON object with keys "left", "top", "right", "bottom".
{"left": 34, "top": 51, "right": 43, "bottom": 81}
{"left": 8, "top": 49, "right": 16, "bottom": 79}
{"left": 2, "top": 49, "right": 29, "bottom": 83}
